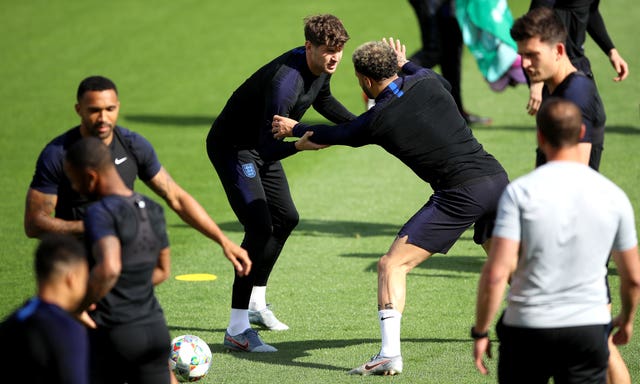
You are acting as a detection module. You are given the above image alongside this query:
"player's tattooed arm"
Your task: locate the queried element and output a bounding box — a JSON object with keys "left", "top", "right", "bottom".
{"left": 24, "top": 188, "right": 84, "bottom": 237}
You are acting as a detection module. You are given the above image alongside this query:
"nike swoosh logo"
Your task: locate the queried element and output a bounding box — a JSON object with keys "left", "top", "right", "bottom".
{"left": 225, "top": 335, "right": 249, "bottom": 350}
{"left": 380, "top": 316, "right": 394, "bottom": 321}
{"left": 114, "top": 157, "right": 127, "bottom": 165}
{"left": 364, "top": 359, "right": 390, "bottom": 371}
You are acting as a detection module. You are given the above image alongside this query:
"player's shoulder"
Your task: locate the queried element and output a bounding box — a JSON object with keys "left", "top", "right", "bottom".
{"left": 114, "top": 125, "right": 151, "bottom": 143}
{"left": 114, "top": 125, "right": 157, "bottom": 152}
{"left": 563, "top": 71, "right": 597, "bottom": 92}
{"left": 38, "top": 126, "right": 82, "bottom": 157}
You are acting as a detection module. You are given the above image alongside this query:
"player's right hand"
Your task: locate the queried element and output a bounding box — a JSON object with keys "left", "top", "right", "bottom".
{"left": 222, "top": 240, "right": 251, "bottom": 277}
{"left": 473, "top": 337, "right": 492, "bottom": 375}
{"left": 527, "top": 81, "right": 543, "bottom": 115}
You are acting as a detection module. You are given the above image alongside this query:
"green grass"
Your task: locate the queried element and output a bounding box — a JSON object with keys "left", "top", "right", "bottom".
{"left": 1, "top": 1, "right": 639, "bottom": 383}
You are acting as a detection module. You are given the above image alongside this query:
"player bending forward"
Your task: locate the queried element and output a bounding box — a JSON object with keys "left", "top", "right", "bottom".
{"left": 273, "top": 38, "right": 508, "bottom": 375}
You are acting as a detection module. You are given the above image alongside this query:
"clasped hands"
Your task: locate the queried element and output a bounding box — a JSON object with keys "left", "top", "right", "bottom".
{"left": 271, "top": 115, "right": 327, "bottom": 150}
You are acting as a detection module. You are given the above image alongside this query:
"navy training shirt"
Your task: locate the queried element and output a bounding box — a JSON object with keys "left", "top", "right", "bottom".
{"left": 542, "top": 71, "right": 605, "bottom": 147}
{"left": 84, "top": 193, "right": 169, "bottom": 328}
{"left": 292, "top": 62, "right": 506, "bottom": 190}
{"left": 0, "top": 297, "right": 89, "bottom": 384}
{"left": 207, "top": 46, "right": 356, "bottom": 161}
{"left": 29, "top": 126, "right": 162, "bottom": 221}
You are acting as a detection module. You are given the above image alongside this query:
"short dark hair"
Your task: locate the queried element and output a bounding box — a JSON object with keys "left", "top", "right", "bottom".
{"left": 77, "top": 75, "right": 118, "bottom": 101}
{"left": 536, "top": 98, "right": 583, "bottom": 148}
{"left": 64, "top": 136, "right": 113, "bottom": 171}
{"left": 35, "top": 234, "right": 86, "bottom": 283}
{"left": 304, "top": 14, "right": 350, "bottom": 48}
{"left": 352, "top": 41, "right": 398, "bottom": 81}
{"left": 510, "top": 7, "right": 567, "bottom": 45}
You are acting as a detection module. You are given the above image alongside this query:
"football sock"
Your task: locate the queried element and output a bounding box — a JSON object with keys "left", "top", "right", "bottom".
{"left": 249, "top": 286, "right": 267, "bottom": 311}
{"left": 227, "top": 308, "right": 250, "bottom": 336}
{"left": 379, "top": 309, "right": 402, "bottom": 357}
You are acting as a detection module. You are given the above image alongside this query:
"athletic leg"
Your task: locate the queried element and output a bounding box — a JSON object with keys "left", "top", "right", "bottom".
{"left": 248, "top": 160, "right": 298, "bottom": 330}
{"left": 407, "top": 0, "right": 442, "bottom": 68}
{"left": 607, "top": 338, "right": 631, "bottom": 384}
{"left": 207, "top": 146, "right": 278, "bottom": 349}
{"left": 253, "top": 160, "right": 299, "bottom": 288}
{"left": 378, "top": 236, "right": 433, "bottom": 314}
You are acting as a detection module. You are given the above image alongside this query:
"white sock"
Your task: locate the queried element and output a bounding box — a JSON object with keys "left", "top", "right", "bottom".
{"left": 249, "top": 286, "right": 267, "bottom": 311}
{"left": 379, "top": 309, "right": 402, "bottom": 357}
{"left": 227, "top": 309, "right": 250, "bottom": 336}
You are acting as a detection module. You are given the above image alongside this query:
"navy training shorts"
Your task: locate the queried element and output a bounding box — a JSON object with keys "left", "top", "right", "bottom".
{"left": 398, "top": 172, "right": 509, "bottom": 254}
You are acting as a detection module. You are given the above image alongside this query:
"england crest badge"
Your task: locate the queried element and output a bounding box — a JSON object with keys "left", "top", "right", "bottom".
{"left": 241, "top": 163, "right": 256, "bottom": 178}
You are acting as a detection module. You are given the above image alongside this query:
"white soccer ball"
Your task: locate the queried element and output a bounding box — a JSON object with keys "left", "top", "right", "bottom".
{"left": 169, "top": 334, "right": 212, "bottom": 382}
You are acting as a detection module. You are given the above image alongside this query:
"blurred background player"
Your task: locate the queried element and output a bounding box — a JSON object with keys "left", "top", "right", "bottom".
{"left": 511, "top": 7, "right": 605, "bottom": 171}
{"left": 24, "top": 75, "right": 250, "bottom": 276}
{"left": 0, "top": 234, "right": 90, "bottom": 384}
{"left": 473, "top": 98, "right": 640, "bottom": 383}
{"left": 206, "top": 14, "right": 355, "bottom": 351}
{"left": 525, "top": 0, "right": 629, "bottom": 114}
{"left": 64, "top": 137, "right": 174, "bottom": 384}
{"left": 272, "top": 38, "right": 508, "bottom": 375}
{"left": 406, "top": 0, "right": 492, "bottom": 125}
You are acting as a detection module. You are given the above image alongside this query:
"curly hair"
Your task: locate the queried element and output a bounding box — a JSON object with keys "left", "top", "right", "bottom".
{"left": 510, "top": 7, "right": 567, "bottom": 45}
{"left": 304, "top": 14, "right": 350, "bottom": 48}
{"left": 352, "top": 41, "right": 398, "bottom": 81}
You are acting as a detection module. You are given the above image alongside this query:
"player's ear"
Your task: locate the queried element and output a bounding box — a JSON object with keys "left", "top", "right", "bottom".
{"left": 87, "top": 169, "right": 99, "bottom": 193}
{"left": 579, "top": 124, "right": 586, "bottom": 140}
{"left": 555, "top": 42, "right": 565, "bottom": 59}
{"left": 304, "top": 41, "right": 312, "bottom": 51}
{"left": 536, "top": 128, "right": 545, "bottom": 147}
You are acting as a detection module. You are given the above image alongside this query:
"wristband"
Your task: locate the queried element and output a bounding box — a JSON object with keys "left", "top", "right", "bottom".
{"left": 470, "top": 326, "right": 489, "bottom": 340}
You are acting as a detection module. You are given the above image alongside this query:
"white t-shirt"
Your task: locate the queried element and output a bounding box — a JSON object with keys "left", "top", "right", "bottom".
{"left": 493, "top": 161, "right": 637, "bottom": 328}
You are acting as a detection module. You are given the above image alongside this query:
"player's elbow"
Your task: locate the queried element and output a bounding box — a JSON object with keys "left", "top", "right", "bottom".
{"left": 24, "top": 217, "right": 42, "bottom": 238}
{"left": 153, "top": 267, "right": 171, "bottom": 285}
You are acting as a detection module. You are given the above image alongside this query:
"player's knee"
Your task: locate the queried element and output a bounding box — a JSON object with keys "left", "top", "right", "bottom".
{"left": 283, "top": 209, "right": 299, "bottom": 231}
{"left": 244, "top": 221, "right": 273, "bottom": 245}
{"left": 378, "top": 253, "right": 400, "bottom": 274}
{"left": 378, "top": 253, "right": 420, "bottom": 275}
{"left": 274, "top": 208, "right": 299, "bottom": 235}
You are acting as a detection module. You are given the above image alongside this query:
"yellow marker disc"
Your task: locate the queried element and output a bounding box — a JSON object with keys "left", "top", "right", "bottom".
{"left": 175, "top": 273, "right": 218, "bottom": 281}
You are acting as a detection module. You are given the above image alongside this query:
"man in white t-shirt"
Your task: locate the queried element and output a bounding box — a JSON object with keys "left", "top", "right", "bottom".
{"left": 472, "top": 98, "right": 640, "bottom": 383}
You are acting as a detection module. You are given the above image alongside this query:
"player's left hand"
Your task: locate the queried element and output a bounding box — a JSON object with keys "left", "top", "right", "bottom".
{"left": 272, "top": 115, "right": 297, "bottom": 139}
{"left": 608, "top": 48, "right": 629, "bottom": 82}
{"left": 383, "top": 37, "right": 408, "bottom": 69}
{"left": 473, "top": 337, "right": 492, "bottom": 375}
{"left": 295, "top": 131, "right": 328, "bottom": 151}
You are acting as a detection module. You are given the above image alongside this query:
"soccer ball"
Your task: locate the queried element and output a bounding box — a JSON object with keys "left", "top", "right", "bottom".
{"left": 169, "top": 334, "right": 212, "bottom": 382}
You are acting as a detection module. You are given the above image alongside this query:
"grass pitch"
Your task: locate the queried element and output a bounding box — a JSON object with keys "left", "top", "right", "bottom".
{"left": 0, "top": 1, "right": 638, "bottom": 383}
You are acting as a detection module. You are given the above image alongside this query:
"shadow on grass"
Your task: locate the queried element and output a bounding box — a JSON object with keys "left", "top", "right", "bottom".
{"left": 207, "top": 337, "right": 466, "bottom": 371}
{"left": 124, "top": 114, "right": 214, "bottom": 127}
{"left": 123, "top": 114, "right": 340, "bottom": 129}
{"left": 172, "top": 219, "right": 402, "bottom": 238}
{"left": 122, "top": 115, "right": 639, "bottom": 135}
{"left": 473, "top": 124, "right": 640, "bottom": 135}
{"left": 344, "top": 253, "right": 485, "bottom": 275}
